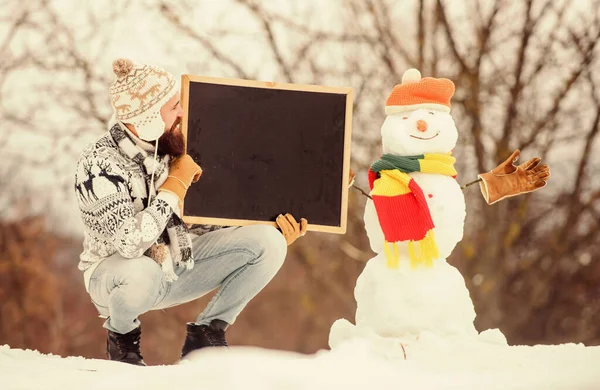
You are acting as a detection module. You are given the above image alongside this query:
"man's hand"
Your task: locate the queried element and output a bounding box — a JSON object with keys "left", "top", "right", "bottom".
{"left": 478, "top": 150, "right": 550, "bottom": 205}
{"left": 170, "top": 154, "right": 203, "bottom": 185}
{"left": 276, "top": 213, "right": 308, "bottom": 246}
{"left": 158, "top": 154, "right": 202, "bottom": 213}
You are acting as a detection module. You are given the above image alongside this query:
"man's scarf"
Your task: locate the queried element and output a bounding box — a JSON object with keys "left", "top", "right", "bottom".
{"left": 368, "top": 153, "right": 457, "bottom": 269}
{"left": 109, "top": 124, "right": 194, "bottom": 271}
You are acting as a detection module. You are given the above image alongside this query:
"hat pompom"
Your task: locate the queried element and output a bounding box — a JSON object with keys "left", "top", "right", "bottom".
{"left": 113, "top": 58, "right": 134, "bottom": 78}
{"left": 402, "top": 68, "right": 421, "bottom": 84}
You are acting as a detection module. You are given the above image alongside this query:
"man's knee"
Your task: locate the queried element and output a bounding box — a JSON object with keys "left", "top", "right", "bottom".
{"left": 114, "top": 256, "right": 162, "bottom": 305}
{"left": 240, "top": 225, "right": 288, "bottom": 267}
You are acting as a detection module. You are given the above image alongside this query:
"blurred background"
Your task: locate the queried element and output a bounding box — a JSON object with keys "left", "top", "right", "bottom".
{"left": 1, "top": 0, "right": 599, "bottom": 366}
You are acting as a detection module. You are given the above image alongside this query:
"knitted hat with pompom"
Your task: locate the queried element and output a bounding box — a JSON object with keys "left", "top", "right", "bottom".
{"left": 385, "top": 69, "right": 455, "bottom": 115}
{"left": 108, "top": 58, "right": 177, "bottom": 141}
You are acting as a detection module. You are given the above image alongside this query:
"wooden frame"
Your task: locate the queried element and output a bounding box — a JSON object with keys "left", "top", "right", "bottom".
{"left": 180, "top": 74, "right": 353, "bottom": 234}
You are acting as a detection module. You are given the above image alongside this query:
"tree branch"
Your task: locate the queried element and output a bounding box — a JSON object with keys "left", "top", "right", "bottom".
{"left": 235, "top": 0, "right": 294, "bottom": 82}
{"left": 520, "top": 25, "right": 600, "bottom": 149}
{"left": 475, "top": 0, "right": 501, "bottom": 69}
{"left": 558, "top": 70, "right": 600, "bottom": 239}
{"left": 435, "top": 0, "right": 471, "bottom": 73}
{"left": 158, "top": 2, "right": 250, "bottom": 79}
{"left": 418, "top": 0, "right": 426, "bottom": 70}
{"left": 497, "top": 0, "right": 535, "bottom": 160}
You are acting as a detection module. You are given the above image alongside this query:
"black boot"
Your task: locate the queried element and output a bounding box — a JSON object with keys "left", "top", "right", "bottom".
{"left": 106, "top": 327, "right": 146, "bottom": 366}
{"left": 181, "top": 319, "right": 229, "bottom": 358}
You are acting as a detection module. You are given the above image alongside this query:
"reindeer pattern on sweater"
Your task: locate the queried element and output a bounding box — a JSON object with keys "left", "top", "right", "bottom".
{"left": 74, "top": 124, "right": 223, "bottom": 285}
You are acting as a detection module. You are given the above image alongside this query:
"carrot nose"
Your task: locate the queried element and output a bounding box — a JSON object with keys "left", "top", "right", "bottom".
{"left": 416, "top": 120, "right": 428, "bottom": 132}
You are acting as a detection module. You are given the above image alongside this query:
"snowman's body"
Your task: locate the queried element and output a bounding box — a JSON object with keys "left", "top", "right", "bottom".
{"left": 354, "top": 170, "right": 477, "bottom": 340}
{"left": 330, "top": 70, "right": 484, "bottom": 347}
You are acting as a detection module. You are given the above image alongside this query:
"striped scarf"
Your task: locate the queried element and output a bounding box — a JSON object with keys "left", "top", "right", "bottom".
{"left": 109, "top": 124, "right": 194, "bottom": 270}
{"left": 368, "top": 153, "right": 457, "bottom": 269}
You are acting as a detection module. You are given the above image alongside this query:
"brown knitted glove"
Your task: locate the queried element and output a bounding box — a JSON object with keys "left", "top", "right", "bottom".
{"left": 276, "top": 213, "right": 308, "bottom": 246}
{"left": 478, "top": 150, "right": 550, "bottom": 205}
{"left": 158, "top": 154, "right": 202, "bottom": 211}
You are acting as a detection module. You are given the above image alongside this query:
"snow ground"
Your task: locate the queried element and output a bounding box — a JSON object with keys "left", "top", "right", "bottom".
{"left": 2, "top": 334, "right": 600, "bottom": 390}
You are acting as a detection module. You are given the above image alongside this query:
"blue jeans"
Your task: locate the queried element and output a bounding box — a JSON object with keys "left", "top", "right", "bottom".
{"left": 88, "top": 225, "right": 288, "bottom": 334}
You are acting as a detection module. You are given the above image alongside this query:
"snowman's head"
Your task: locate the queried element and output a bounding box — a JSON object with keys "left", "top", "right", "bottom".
{"left": 381, "top": 68, "right": 457, "bottom": 156}
{"left": 381, "top": 108, "right": 458, "bottom": 156}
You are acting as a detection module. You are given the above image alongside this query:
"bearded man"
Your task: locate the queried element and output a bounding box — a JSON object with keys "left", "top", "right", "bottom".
{"left": 74, "top": 58, "right": 308, "bottom": 365}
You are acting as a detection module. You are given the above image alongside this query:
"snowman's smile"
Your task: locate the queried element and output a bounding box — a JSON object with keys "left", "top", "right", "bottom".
{"left": 410, "top": 131, "right": 440, "bottom": 140}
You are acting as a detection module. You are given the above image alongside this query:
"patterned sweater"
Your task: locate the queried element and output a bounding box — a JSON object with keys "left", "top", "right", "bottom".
{"left": 74, "top": 124, "right": 220, "bottom": 290}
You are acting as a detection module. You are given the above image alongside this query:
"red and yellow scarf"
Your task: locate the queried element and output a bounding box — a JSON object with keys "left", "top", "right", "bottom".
{"left": 368, "top": 153, "right": 457, "bottom": 269}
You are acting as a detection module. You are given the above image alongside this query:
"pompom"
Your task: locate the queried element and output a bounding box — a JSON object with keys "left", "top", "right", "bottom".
{"left": 402, "top": 68, "right": 421, "bottom": 84}
{"left": 112, "top": 58, "right": 134, "bottom": 78}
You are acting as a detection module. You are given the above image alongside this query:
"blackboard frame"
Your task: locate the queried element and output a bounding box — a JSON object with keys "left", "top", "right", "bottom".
{"left": 180, "top": 74, "right": 353, "bottom": 234}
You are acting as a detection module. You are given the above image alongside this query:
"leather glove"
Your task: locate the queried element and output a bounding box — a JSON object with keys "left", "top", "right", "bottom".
{"left": 276, "top": 213, "right": 308, "bottom": 246}
{"left": 478, "top": 150, "right": 550, "bottom": 205}
{"left": 158, "top": 154, "right": 202, "bottom": 210}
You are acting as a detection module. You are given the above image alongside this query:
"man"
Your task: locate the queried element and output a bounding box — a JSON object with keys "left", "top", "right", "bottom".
{"left": 74, "top": 58, "right": 313, "bottom": 366}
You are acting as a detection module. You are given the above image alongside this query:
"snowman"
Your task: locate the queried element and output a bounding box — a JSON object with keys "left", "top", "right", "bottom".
{"left": 329, "top": 69, "right": 550, "bottom": 349}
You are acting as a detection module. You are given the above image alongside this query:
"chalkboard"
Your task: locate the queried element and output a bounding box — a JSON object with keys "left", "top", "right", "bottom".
{"left": 180, "top": 75, "right": 353, "bottom": 234}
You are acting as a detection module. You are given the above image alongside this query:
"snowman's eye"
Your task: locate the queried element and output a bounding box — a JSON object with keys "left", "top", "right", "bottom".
{"left": 402, "top": 117, "right": 408, "bottom": 120}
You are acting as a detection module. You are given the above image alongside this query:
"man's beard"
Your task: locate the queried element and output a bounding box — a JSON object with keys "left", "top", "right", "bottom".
{"left": 157, "top": 117, "right": 185, "bottom": 157}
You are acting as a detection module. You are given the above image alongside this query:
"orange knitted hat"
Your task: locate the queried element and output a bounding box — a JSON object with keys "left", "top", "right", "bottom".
{"left": 385, "top": 69, "right": 455, "bottom": 115}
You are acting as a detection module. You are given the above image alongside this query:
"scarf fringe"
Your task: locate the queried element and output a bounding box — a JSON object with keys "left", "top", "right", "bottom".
{"left": 384, "top": 230, "right": 439, "bottom": 269}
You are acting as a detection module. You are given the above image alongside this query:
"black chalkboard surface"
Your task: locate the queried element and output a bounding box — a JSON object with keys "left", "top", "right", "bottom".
{"left": 180, "top": 75, "right": 353, "bottom": 234}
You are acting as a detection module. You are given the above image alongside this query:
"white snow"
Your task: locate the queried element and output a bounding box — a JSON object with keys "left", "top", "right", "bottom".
{"left": 380, "top": 110, "right": 459, "bottom": 157}
{"left": 2, "top": 338, "right": 600, "bottom": 390}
